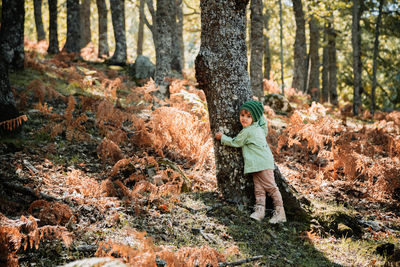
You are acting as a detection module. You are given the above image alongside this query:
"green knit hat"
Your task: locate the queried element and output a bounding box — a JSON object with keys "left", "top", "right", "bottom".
{"left": 240, "top": 100, "right": 264, "bottom": 122}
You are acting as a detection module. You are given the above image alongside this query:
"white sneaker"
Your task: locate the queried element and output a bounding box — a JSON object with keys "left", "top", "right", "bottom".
{"left": 269, "top": 206, "right": 287, "bottom": 224}
{"left": 250, "top": 205, "right": 265, "bottom": 221}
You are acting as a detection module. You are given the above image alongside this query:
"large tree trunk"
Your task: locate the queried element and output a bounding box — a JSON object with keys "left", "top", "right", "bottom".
{"left": 321, "top": 24, "right": 329, "bottom": 103}
{"left": 154, "top": 0, "right": 174, "bottom": 87}
{"left": 263, "top": 10, "right": 271, "bottom": 80}
{"left": 137, "top": 0, "right": 145, "bottom": 56}
{"left": 63, "top": 0, "right": 81, "bottom": 53}
{"left": 80, "top": 0, "right": 91, "bottom": 48}
{"left": 352, "top": 0, "right": 363, "bottom": 115}
{"left": 196, "top": 0, "right": 254, "bottom": 204}
{"left": 0, "top": 57, "right": 19, "bottom": 128}
{"left": 327, "top": 19, "right": 338, "bottom": 105}
{"left": 250, "top": 0, "right": 264, "bottom": 100}
{"left": 291, "top": 0, "right": 307, "bottom": 92}
{"left": 34, "top": 0, "right": 46, "bottom": 41}
{"left": 370, "top": 0, "right": 384, "bottom": 115}
{"left": 171, "top": 0, "right": 183, "bottom": 73}
{"left": 96, "top": 0, "right": 109, "bottom": 58}
{"left": 0, "top": 0, "right": 25, "bottom": 70}
{"left": 307, "top": 16, "right": 320, "bottom": 102}
{"left": 48, "top": 0, "right": 59, "bottom": 54}
{"left": 109, "top": 0, "right": 127, "bottom": 64}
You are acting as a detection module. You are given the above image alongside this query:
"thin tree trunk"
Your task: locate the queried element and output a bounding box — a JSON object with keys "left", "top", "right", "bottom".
{"left": 352, "top": 0, "right": 363, "bottom": 115}
{"left": 327, "top": 21, "right": 338, "bottom": 105}
{"left": 34, "top": 0, "right": 46, "bottom": 41}
{"left": 171, "top": 0, "right": 183, "bottom": 73}
{"left": 321, "top": 24, "right": 329, "bottom": 103}
{"left": 250, "top": 0, "right": 264, "bottom": 100}
{"left": 80, "top": 0, "right": 91, "bottom": 48}
{"left": 263, "top": 10, "right": 271, "bottom": 80}
{"left": 96, "top": 0, "right": 109, "bottom": 58}
{"left": 47, "top": 0, "right": 59, "bottom": 54}
{"left": 0, "top": 0, "right": 25, "bottom": 70}
{"left": 109, "top": 0, "right": 127, "bottom": 64}
{"left": 278, "top": 0, "right": 285, "bottom": 94}
{"left": 63, "top": 0, "right": 81, "bottom": 53}
{"left": 154, "top": 0, "right": 174, "bottom": 87}
{"left": 195, "top": 0, "right": 253, "bottom": 204}
{"left": 307, "top": 16, "right": 320, "bottom": 102}
{"left": 371, "top": 0, "right": 384, "bottom": 115}
{"left": 137, "top": 0, "right": 145, "bottom": 56}
{"left": 176, "top": 0, "right": 184, "bottom": 70}
{"left": 291, "top": 0, "right": 307, "bottom": 92}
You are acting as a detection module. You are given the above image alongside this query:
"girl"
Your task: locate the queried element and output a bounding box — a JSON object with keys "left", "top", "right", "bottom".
{"left": 215, "top": 100, "right": 286, "bottom": 223}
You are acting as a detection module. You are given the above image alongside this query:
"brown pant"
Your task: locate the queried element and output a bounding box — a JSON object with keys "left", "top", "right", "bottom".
{"left": 253, "top": 169, "right": 283, "bottom": 207}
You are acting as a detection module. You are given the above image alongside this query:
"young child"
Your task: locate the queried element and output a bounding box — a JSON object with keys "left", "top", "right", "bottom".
{"left": 215, "top": 100, "right": 286, "bottom": 223}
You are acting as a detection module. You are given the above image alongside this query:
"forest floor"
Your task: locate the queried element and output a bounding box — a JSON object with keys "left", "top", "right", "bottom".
{"left": 0, "top": 44, "right": 400, "bottom": 267}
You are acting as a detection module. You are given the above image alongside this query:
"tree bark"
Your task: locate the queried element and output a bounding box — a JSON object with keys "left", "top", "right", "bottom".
{"left": 0, "top": 57, "right": 19, "bottom": 128}
{"left": 352, "top": 0, "right": 363, "bottom": 115}
{"left": 137, "top": 0, "right": 145, "bottom": 56}
{"left": 96, "top": 0, "right": 109, "bottom": 58}
{"left": 34, "top": 0, "right": 46, "bottom": 41}
{"left": 370, "top": 0, "right": 384, "bottom": 115}
{"left": 263, "top": 11, "right": 271, "bottom": 80}
{"left": 327, "top": 19, "right": 338, "bottom": 105}
{"left": 48, "top": 0, "right": 59, "bottom": 54}
{"left": 80, "top": 0, "right": 91, "bottom": 48}
{"left": 307, "top": 16, "right": 320, "bottom": 102}
{"left": 109, "top": 0, "right": 127, "bottom": 64}
{"left": 176, "top": 0, "right": 185, "bottom": 70}
{"left": 291, "top": 0, "right": 307, "bottom": 92}
{"left": 154, "top": 0, "right": 174, "bottom": 87}
{"left": 63, "top": 0, "right": 81, "bottom": 53}
{"left": 0, "top": 0, "right": 25, "bottom": 70}
{"left": 250, "top": 0, "right": 264, "bottom": 100}
{"left": 195, "top": 0, "right": 254, "bottom": 205}
{"left": 321, "top": 24, "right": 329, "bottom": 103}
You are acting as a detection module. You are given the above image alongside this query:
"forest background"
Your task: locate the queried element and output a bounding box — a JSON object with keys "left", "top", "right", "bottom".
{"left": 0, "top": 0, "right": 400, "bottom": 266}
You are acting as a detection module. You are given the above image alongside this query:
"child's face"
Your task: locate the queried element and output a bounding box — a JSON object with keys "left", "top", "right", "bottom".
{"left": 240, "top": 109, "right": 253, "bottom": 128}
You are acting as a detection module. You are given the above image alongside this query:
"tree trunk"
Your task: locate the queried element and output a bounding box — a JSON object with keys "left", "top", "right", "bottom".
{"left": 263, "top": 11, "right": 271, "bottom": 80}
{"left": 291, "top": 0, "right": 307, "bottom": 92}
{"left": 96, "top": 0, "right": 109, "bottom": 58}
{"left": 278, "top": 0, "right": 285, "bottom": 94}
{"left": 0, "top": 0, "right": 25, "bottom": 70}
{"left": 307, "top": 16, "right": 320, "bottom": 102}
{"left": 137, "top": 0, "right": 145, "bottom": 56}
{"left": 154, "top": 0, "right": 174, "bottom": 87}
{"left": 321, "top": 24, "right": 329, "bottom": 103}
{"left": 371, "top": 0, "right": 384, "bottom": 115}
{"left": 0, "top": 57, "right": 19, "bottom": 129}
{"left": 48, "top": 0, "right": 59, "bottom": 54}
{"left": 63, "top": 0, "right": 81, "bottom": 53}
{"left": 109, "top": 0, "right": 127, "bottom": 64}
{"left": 195, "top": 0, "right": 254, "bottom": 204}
{"left": 250, "top": 0, "right": 264, "bottom": 100}
{"left": 176, "top": 0, "right": 184, "bottom": 70}
{"left": 352, "top": 0, "right": 363, "bottom": 115}
{"left": 34, "top": 0, "right": 45, "bottom": 41}
{"left": 170, "top": 0, "right": 183, "bottom": 74}
{"left": 80, "top": 0, "right": 91, "bottom": 48}
{"left": 327, "top": 19, "right": 338, "bottom": 105}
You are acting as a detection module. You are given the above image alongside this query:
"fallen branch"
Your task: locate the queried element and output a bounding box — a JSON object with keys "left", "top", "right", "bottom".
{"left": 0, "top": 181, "right": 59, "bottom": 201}
{"left": 218, "top": 255, "right": 264, "bottom": 266}
{"left": 158, "top": 158, "right": 192, "bottom": 191}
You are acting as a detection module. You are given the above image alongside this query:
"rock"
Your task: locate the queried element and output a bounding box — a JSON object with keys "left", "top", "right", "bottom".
{"left": 264, "top": 93, "right": 293, "bottom": 114}
{"left": 128, "top": 55, "right": 155, "bottom": 83}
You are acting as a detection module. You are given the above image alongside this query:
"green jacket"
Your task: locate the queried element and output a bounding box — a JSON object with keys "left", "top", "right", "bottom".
{"left": 221, "top": 116, "right": 275, "bottom": 174}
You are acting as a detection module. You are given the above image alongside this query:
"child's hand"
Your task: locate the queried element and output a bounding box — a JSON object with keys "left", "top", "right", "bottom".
{"left": 215, "top": 132, "right": 223, "bottom": 140}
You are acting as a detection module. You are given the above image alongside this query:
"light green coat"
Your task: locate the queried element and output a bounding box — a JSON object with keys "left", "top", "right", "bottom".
{"left": 221, "top": 116, "right": 275, "bottom": 174}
